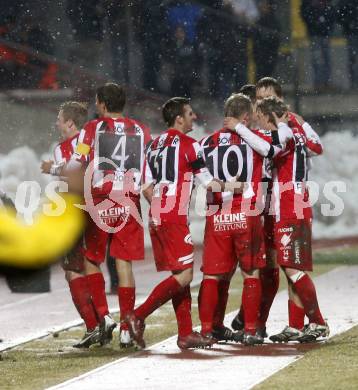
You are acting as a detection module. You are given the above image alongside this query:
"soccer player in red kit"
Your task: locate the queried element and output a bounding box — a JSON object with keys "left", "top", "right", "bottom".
{"left": 255, "top": 78, "right": 327, "bottom": 343}
{"left": 226, "top": 93, "right": 328, "bottom": 343}
{"left": 41, "top": 101, "right": 104, "bottom": 348}
{"left": 230, "top": 85, "right": 280, "bottom": 338}
{"left": 200, "top": 93, "right": 286, "bottom": 345}
{"left": 124, "top": 97, "right": 240, "bottom": 350}
{"left": 69, "top": 83, "right": 151, "bottom": 348}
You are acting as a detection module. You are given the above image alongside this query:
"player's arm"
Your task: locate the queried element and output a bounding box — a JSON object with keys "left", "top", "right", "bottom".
{"left": 291, "top": 113, "right": 323, "bottom": 156}
{"left": 142, "top": 153, "right": 154, "bottom": 204}
{"left": 62, "top": 126, "right": 93, "bottom": 177}
{"left": 41, "top": 144, "right": 66, "bottom": 176}
{"left": 223, "top": 117, "right": 287, "bottom": 158}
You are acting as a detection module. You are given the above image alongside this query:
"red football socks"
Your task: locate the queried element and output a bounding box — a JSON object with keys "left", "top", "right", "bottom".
{"left": 69, "top": 277, "right": 98, "bottom": 331}
{"left": 242, "top": 278, "right": 262, "bottom": 334}
{"left": 257, "top": 267, "right": 280, "bottom": 328}
{"left": 213, "top": 279, "right": 230, "bottom": 329}
{"left": 134, "top": 276, "right": 182, "bottom": 320}
{"left": 118, "top": 287, "right": 135, "bottom": 330}
{"left": 86, "top": 272, "right": 109, "bottom": 320}
{"left": 293, "top": 274, "right": 325, "bottom": 325}
{"left": 172, "top": 285, "right": 193, "bottom": 337}
{"left": 288, "top": 299, "right": 305, "bottom": 330}
{"left": 198, "top": 278, "right": 219, "bottom": 334}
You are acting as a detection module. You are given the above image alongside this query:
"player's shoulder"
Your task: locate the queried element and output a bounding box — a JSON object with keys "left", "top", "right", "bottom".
{"left": 128, "top": 117, "right": 149, "bottom": 131}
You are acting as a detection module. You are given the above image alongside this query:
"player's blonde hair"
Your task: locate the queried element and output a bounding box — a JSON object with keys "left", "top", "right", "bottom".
{"left": 224, "top": 93, "right": 252, "bottom": 118}
{"left": 59, "top": 101, "right": 88, "bottom": 130}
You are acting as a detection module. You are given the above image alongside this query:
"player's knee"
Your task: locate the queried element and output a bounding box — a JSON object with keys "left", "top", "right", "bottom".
{"left": 284, "top": 267, "right": 305, "bottom": 283}
{"left": 241, "top": 268, "right": 260, "bottom": 279}
{"left": 84, "top": 258, "right": 101, "bottom": 274}
{"left": 174, "top": 267, "right": 193, "bottom": 287}
{"left": 65, "top": 270, "right": 82, "bottom": 282}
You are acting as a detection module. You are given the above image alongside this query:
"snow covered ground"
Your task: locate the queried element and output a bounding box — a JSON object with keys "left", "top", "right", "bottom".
{"left": 0, "top": 130, "right": 357, "bottom": 240}
{"left": 47, "top": 266, "right": 358, "bottom": 390}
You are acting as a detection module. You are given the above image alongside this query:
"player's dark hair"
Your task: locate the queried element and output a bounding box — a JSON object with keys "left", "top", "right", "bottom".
{"left": 239, "top": 84, "right": 256, "bottom": 102}
{"left": 96, "top": 83, "right": 126, "bottom": 113}
{"left": 162, "top": 97, "right": 190, "bottom": 127}
{"left": 256, "top": 77, "right": 283, "bottom": 98}
{"left": 59, "top": 101, "right": 88, "bottom": 129}
{"left": 224, "top": 93, "right": 252, "bottom": 118}
{"left": 256, "top": 96, "right": 288, "bottom": 125}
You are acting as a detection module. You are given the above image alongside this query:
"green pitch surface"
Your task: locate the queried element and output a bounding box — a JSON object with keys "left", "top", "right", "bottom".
{"left": 1, "top": 247, "right": 357, "bottom": 390}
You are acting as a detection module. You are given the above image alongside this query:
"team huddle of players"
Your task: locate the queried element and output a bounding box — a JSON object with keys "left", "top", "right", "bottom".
{"left": 41, "top": 77, "right": 329, "bottom": 350}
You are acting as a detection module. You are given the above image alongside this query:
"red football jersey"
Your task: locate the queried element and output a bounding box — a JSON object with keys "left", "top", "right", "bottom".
{"left": 145, "top": 128, "right": 212, "bottom": 225}
{"left": 73, "top": 116, "right": 151, "bottom": 198}
{"left": 272, "top": 115, "right": 313, "bottom": 221}
{"left": 200, "top": 128, "right": 267, "bottom": 211}
{"left": 54, "top": 133, "right": 79, "bottom": 164}
{"left": 289, "top": 113, "right": 323, "bottom": 157}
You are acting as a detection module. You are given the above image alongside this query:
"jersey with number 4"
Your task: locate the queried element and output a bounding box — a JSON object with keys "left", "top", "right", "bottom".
{"left": 201, "top": 128, "right": 267, "bottom": 210}
{"left": 73, "top": 117, "right": 151, "bottom": 198}
{"left": 145, "top": 128, "right": 211, "bottom": 225}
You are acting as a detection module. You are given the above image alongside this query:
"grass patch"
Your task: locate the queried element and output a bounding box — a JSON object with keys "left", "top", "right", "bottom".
{"left": 0, "top": 262, "right": 348, "bottom": 389}
{"left": 255, "top": 325, "right": 358, "bottom": 390}
{"left": 314, "top": 246, "right": 358, "bottom": 265}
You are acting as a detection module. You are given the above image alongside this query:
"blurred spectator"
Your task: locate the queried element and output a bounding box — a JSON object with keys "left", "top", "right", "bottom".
{"left": 197, "top": 0, "right": 253, "bottom": 104}
{"left": 301, "top": 0, "right": 335, "bottom": 91}
{"left": 165, "top": 1, "right": 203, "bottom": 96}
{"left": 137, "top": 1, "right": 169, "bottom": 92}
{"left": 66, "top": 0, "right": 104, "bottom": 70}
{"left": 14, "top": 16, "right": 57, "bottom": 89}
{"left": 253, "top": 0, "right": 281, "bottom": 80}
{"left": 167, "top": 25, "right": 202, "bottom": 97}
{"left": 104, "top": 1, "right": 130, "bottom": 83}
{"left": 336, "top": 0, "right": 358, "bottom": 89}
{"left": 0, "top": 14, "right": 26, "bottom": 88}
{"left": 166, "top": 0, "right": 203, "bottom": 44}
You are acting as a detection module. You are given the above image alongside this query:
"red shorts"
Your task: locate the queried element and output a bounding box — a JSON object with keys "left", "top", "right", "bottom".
{"left": 275, "top": 218, "right": 312, "bottom": 271}
{"left": 149, "top": 223, "right": 194, "bottom": 272}
{"left": 83, "top": 199, "right": 144, "bottom": 263}
{"left": 202, "top": 209, "right": 265, "bottom": 274}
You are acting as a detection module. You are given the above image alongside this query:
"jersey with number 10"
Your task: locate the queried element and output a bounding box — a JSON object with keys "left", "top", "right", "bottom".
{"left": 74, "top": 116, "right": 151, "bottom": 198}
{"left": 201, "top": 129, "right": 267, "bottom": 210}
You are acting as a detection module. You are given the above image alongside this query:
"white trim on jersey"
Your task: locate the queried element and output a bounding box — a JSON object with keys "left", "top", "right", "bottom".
{"left": 272, "top": 167, "right": 281, "bottom": 222}
{"left": 243, "top": 146, "right": 255, "bottom": 199}
{"left": 53, "top": 144, "right": 64, "bottom": 165}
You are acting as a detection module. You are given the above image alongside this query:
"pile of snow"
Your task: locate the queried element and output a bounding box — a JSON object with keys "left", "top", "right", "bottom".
{"left": 0, "top": 146, "right": 52, "bottom": 200}
{"left": 310, "top": 130, "right": 358, "bottom": 238}
{"left": 0, "top": 130, "right": 357, "bottom": 239}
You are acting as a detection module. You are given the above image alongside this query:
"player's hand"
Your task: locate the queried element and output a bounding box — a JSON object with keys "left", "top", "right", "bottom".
{"left": 41, "top": 160, "right": 54, "bottom": 174}
{"left": 291, "top": 112, "right": 305, "bottom": 125}
{"left": 223, "top": 117, "right": 241, "bottom": 130}
{"left": 272, "top": 111, "right": 288, "bottom": 126}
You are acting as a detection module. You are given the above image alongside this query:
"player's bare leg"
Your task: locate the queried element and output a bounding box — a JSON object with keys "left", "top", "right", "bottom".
{"left": 84, "top": 258, "right": 116, "bottom": 346}
{"left": 116, "top": 259, "right": 135, "bottom": 348}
